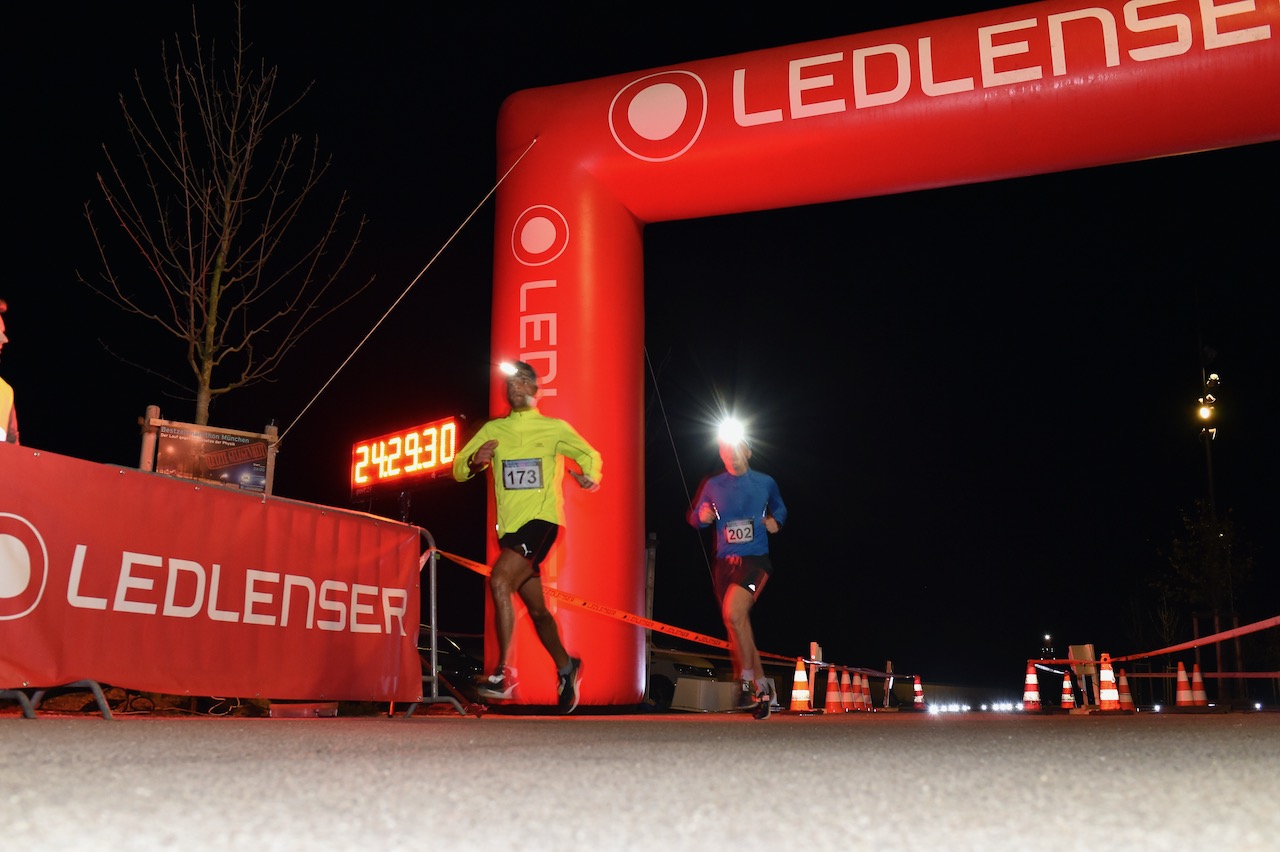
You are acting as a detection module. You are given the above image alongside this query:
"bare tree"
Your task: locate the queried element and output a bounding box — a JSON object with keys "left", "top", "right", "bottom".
{"left": 80, "top": 4, "right": 372, "bottom": 425}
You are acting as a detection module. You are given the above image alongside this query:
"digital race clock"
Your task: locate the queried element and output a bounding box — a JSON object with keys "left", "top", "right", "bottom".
{"left": 350, "top": 414, "right": 462, "bottom": 500}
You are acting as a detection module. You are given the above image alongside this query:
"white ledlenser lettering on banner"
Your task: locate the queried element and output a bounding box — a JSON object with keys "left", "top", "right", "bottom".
{"left": 63, "top": 549, "right": 409, "bottom": 635}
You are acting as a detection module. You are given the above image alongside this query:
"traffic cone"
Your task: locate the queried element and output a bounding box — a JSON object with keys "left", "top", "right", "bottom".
{"left": 1117, "top": 669, "right": 1135, "bottom": 711}
{"left": 788, "top": 658, "right": 811, "bottom": 712}
{"left": 858, "top": 673, "right": 871, "bottom": 711}
{"left": 1099, "top": 653, "right": 1120, "bottom": 711}
{"left": 1022, "top": 662, "right": 1041, "bottom": 711}
{"left": 1175, "top": 662, "right": 1193, "bottom": 706}
{"left": 823, "top": 667, "right": 841, "bottom": 713}
{"left": 1191, "top": 664, "right": 1208, "bottom": 706}
{"left": 1060, "top": 671, "right": 1075, "bottom": 710}
{"left": 912, "top": 675, "right": 926, "bottom": 711}
{"left": 839, "top": 669, "right": 854, "bottom": 712}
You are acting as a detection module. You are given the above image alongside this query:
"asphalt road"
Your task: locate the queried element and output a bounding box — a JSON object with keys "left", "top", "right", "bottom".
{"left": 2, "top": 707, "right": 1277, "bottom": 850}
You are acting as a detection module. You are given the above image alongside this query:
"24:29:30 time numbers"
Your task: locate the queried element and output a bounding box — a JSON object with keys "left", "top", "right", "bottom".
{"left": 352, "top": 419, "right": 458, "bottom": 485}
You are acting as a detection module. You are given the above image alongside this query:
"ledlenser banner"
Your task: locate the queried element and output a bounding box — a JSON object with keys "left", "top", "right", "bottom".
{"left": 0, "top": 445, "right": 423, "bottom": 702}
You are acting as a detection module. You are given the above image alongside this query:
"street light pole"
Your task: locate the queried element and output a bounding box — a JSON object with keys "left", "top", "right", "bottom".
{"left": 1197, "top": 371, "right": 1219, "bottom": 523}
{"left": 1196, "top": 365, "right": 1245, "bottom": 702}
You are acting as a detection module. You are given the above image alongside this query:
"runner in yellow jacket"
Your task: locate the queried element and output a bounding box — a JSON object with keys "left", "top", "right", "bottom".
{"left": 453, "top": 360, "right": 601, "bottom": 712}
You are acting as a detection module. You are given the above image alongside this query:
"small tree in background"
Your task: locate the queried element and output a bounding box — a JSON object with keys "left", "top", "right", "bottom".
{"left": 1162, "top": 499, "right": 1256, "bottom": 698}
{"left": 80, "top": 4, "right": 372, "bottom": 425}
{"left": 1166, "top": 500, "right": 1251, "bottom": 628}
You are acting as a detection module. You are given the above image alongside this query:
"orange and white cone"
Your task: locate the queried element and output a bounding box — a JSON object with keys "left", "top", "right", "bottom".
{"left": 1175, "top": 661, "right": 1193, "bottom": 706}
{"left": 1117, "top": 669, "right": 1135, "bottom": 711}
{"left": 1191, "top": 664, "right": 1208, "bottom": 706}
{"left": 840, "top": 669, "right": 854, "bottom": 712}
{"left": 913, "top": 675, "right": 926, "bottom": 711}
{"left": 1022, "top": 662, "right": 1041, "bottom": 711}
{"left": 858, "top": 673, "right": 871, "bottom": 711}
{"left": 1060, "top": 671, "right": 1075, "bottom": 710}
{"left": 1098, "top": 654, "right": 1120, "bottom": 711}
{"left": 823, "top": 667, "right": 841, "bottom": 713}
{"left": 788, "top": 658, "right": 811, "bottom": 712}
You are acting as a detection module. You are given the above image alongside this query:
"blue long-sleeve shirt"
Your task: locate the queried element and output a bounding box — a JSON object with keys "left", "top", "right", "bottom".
{"left": 689, "top": 468, "right": 787, "bottom": 558}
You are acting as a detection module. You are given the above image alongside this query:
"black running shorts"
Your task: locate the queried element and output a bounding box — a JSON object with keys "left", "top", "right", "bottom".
{"left": 712, "top": 554, "right": 771, "bottom": 603}
{"left": 498, "top": 519, "right": 560, "bottom": 573}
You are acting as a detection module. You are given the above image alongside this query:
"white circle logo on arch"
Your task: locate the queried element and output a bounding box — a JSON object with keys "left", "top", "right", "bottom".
{"left": 512, "top": 205, "right": 571, "bottom": 267}
{"left": 609, "top": 71, "right": 707, "bottom": 162}
{"left": 0, "top": 513, "right": 49, "bottom": 620}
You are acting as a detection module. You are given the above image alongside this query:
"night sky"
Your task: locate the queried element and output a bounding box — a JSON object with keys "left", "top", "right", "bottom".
{"left": 9, "top": 3, "right": 1277, "bottom": 691}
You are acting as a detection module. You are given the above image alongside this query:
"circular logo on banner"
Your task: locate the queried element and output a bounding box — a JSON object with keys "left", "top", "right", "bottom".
{"left": 511, "top": 205, "right": 570, "bottom": 267}
{"left": 0, "top": 514, "right": 49, "bottom": 620}
{"left": 609, "top": 71, "right": 707, "bottom": 162}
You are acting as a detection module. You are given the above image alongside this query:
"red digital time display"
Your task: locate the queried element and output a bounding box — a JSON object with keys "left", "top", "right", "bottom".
{"left": 350, "top": 415, "right": 461, "bottom": 499}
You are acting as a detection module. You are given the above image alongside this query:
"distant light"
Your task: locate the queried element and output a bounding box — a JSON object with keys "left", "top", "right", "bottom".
{"left": 1153, "top": 704, "right": 1162, "bottom": 713}
{"left": 1256, "top": 702, "right": 1263, "bottom": 711}
{"left": 1198, "top": 403, "right": 1213, "bottom": 420}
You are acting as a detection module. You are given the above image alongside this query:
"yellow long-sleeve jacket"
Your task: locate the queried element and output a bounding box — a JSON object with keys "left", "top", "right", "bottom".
{"left": 453, "top": 408, "right": 601, "bottom": 536}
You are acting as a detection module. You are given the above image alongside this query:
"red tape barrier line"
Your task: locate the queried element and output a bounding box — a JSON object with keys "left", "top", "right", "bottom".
{"left": 1109, "top": 615, "right": 1279, "bottom": 663}
{"left": 429, "top": 549, "right": 793, "bottom": 662}
{"left": 1028, "top": 614, "right": 1280, "bottom": 669}
{"left": 1122, "top": 671, "right": 1280, "bottom": 679}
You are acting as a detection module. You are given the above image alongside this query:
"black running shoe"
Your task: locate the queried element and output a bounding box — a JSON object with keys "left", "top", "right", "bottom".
{"left": 557, "top": 657, "right": 583, "bottom": 714}
{"left": 752, "top": 689, "right": 772, "bottom": 720}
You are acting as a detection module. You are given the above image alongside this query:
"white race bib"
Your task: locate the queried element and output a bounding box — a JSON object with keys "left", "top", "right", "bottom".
{"left": 502, "top": 458, "right": 543, "bottom": 490}
{"left": 723, "top": 518, "right": 754, "bottom": 544}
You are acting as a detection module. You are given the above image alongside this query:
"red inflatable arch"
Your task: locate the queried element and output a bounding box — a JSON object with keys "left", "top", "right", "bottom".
{"left": 486, "top": 0, "right": 1278, "bottom": 705}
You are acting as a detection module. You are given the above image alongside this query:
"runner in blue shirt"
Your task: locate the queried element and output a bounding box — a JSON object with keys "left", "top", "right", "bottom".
{"left": 689, "top": 426, "right": 787, "bottom": 719}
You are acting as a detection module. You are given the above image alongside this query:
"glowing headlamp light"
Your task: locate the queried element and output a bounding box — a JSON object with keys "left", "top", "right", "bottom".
{"left": 717, "top": 418, "right": 746, "bottom": 446}
{"left": 499, "top": 361, "right": 536, "bottom": 385}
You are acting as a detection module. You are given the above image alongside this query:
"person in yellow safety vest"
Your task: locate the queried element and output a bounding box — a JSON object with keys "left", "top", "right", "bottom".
{"left": 453, "top": 360, "right": 602, "bottom": 713}
{"left": 0, "top": 299, "right": 17, "bottom": 445}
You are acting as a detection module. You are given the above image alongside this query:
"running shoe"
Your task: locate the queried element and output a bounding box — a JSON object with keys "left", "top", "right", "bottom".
{"left": 475, "top": 667, "right": 517, "bottom": 700}
{"left": 557, "top": 657, "right": 583, "bottom": 714}
{"left": 737, "top": 681, "right": 758, "bottom": 711}
{"left": 752, "top": 688, "right": 772, "bottom": 720}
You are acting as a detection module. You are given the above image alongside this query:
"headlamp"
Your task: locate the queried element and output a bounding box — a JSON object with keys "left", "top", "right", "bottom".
{"left": 717, "top": 418, "right": 746, "bottom": 446}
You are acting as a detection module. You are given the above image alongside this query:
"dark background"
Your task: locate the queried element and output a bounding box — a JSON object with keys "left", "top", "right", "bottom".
{"left": 8, "top": 3, "right": 1276, "bottom": 690}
